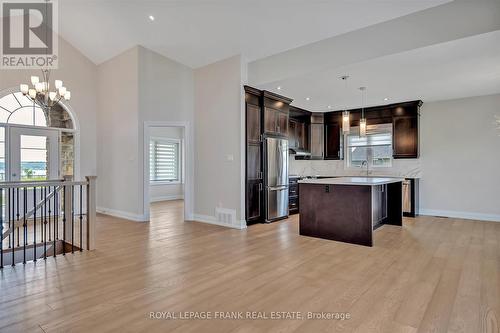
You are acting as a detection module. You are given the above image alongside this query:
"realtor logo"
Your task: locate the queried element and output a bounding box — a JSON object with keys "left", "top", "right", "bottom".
{"left": 1, "top": 0, "right": 58, "bottom": 69}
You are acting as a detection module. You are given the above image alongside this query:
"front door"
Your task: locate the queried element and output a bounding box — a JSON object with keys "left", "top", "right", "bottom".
{"left": 8, "top": 127, "right": 59, "bottom": 182}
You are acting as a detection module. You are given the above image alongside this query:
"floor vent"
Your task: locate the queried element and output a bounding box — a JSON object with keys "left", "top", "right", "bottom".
{"left": 215, "top": 207, "right": 236, "bottom": 226}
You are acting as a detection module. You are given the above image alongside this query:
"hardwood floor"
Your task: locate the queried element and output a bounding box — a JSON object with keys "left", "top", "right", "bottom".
{"left": 0, "top": 200, "right": 499, "bottom": 332}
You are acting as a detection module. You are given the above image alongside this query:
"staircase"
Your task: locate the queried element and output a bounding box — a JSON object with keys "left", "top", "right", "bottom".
{"left": 0, "top": 176, "right": 96, "bottom": 268}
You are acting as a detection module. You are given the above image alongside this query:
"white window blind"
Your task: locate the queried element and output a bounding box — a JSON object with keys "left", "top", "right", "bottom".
{"left": 150, "top": 139, "right": 180, "bottom": 182}
{"left": 346, "top": 124, "right": 393, "bottom": 168}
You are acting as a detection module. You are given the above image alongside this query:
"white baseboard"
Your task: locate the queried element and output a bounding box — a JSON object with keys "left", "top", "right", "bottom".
{"left": 192, "top": 214, "right": 247, "bottom": 230}
{"left": 420, "top": 209, "right": 500, "bottom": 222}
{"left": 150, "top": 195, "right": 184, "bottom": 202}
{"left": 97, "top": 206, "right": 148, "bottom": 222}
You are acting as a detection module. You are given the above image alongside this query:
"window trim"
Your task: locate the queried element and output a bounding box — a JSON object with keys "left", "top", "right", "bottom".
{"left": 344, "top": 124, "right": 393, "bottom": 170}
{"left": 149, "top": 137, "right": 182, "bottom": 184}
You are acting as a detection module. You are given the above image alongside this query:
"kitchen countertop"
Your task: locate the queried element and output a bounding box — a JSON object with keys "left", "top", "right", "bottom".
{"left": 298, "top": 177, "right": 405, "bottom": 186}
{"left": 290, "top": 174, "right": 420, "bottom": 179}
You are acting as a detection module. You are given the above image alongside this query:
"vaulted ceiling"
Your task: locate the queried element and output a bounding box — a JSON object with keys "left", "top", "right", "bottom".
{"left": 58, "top": 0, "right": 450, "bottom": 68}
{"left": 56, "top": 0, "right": 500, "bottom": 107}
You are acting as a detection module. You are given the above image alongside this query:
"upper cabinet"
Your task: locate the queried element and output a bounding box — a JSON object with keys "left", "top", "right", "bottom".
{"left": 324, "top": 112, "right": 343, "bottom": 160}
{"left": 324, "top": 100, "right": 421, "bottom": 160}
{"left": 324, "top": 123, "right": 342, "bottom": 160}
{"left": 392, "top": 115, "right": 419, "bottom": 158}
{"left": 263, "top": 91, "right": 292, "bottom": 137}
{"left": 289, "top": 106, "right": 310, "bottom": 151}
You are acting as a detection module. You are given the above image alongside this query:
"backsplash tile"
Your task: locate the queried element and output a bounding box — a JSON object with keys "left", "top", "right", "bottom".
{"left": 289, "top": 156, "right": 421, "bottom": 178}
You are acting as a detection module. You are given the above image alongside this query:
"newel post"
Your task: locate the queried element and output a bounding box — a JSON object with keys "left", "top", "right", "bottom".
{"left": 86, "top": 176, "right": 97, "bottom": 250}
{"left": 63, "top": 175, "right": 73, "bottom": 245}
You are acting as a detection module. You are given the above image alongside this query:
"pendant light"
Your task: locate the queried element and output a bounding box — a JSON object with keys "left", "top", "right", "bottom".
{"left": 359, "top": 87, "right": 367, "bottom": 137}
{"left": 341, "top": 75, "right": 350, "bottom": 133}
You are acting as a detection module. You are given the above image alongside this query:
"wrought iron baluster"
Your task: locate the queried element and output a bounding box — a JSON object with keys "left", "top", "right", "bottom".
{"left": 43, "top": 186, "right": 47, "bottom": 260}
{"left": 71, "top": 186, "right": 74, "bottom": 253}
{"left": 62, "top": 185, "right": 66, "bottom": 256}
{"left": 23, "top": 187, "right": 27, "bottom": 264}
{"left": 1, "top": 188, "right": 3, "bottom": 269}
{"left": 53, "top": 186, "right": 56, "bottom": 257}
{"left": 79, "top": 185, "right": 83, "bottom": 251}
{"left": 16, "top": 187, "right": 19, "bottom": 247}
{"left": 11, "top": 188, "right": 15, "bottom": 266}
{"left": 8, "top": 188, "right": 11, "bottom": 249}
{"left": 33, "top": 186, "right": 37, "bottom": 262}
{"left": 48, "top": 187, "right": 52, "bottom": 242}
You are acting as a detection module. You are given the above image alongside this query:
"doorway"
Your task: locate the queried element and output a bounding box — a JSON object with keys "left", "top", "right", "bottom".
{"left": 8, "top": 126, "right": 59, "bottom": 181}
{"left": 143, "top": 122, "right": 193, "bottom": 222}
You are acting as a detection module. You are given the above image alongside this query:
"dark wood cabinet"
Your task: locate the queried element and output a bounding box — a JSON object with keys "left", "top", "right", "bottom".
{"left": 246, "top": 182, "right": 262, "bottom": 221}
{"left": 247, "top": 104, "right": 261, "bottom": 144}
{"left": 264, "top": 107, "right": 288, "bottom": 136}
{"left": 245, "top": 86, "right": 264, "bottom": 224}
{"left": 324, "top": 100, "right": 421, "bottom": 160}
{"left": 393, "top": 115, "right": 419, "bottom": 158}
{"left": 310, "top": 124, "right": 324, "bottom": 159}
{"left": 296, "top": 122, "right": 306, "bottom": 149}
{"left": 289, "top": 177, "right": 299, "bottom": 215}
{"left": 289, "top": 120, "right": 297, "bottom": 148}
{"left": 289, "top": 119, "right": 307, "bottom": 150}
{"left": 324, "top": 123, "right": 342, "bottom": 160}
{"left": 247, "top": 145, "right": 261, "bottom": 180}
{"left": 244, "top": 87, "right": 293, "bottom": 225}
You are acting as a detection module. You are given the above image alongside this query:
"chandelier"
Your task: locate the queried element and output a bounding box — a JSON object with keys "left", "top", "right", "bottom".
{"left": 19, "top": 69, "right": 71, "bottom": 111}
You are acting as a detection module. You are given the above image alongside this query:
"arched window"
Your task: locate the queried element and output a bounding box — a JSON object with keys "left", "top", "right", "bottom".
{"left": 0, "top": 92, "right": 74, "bottom": 129}
{"left": 0, "top": 90, "right": 77, "bottom": 181}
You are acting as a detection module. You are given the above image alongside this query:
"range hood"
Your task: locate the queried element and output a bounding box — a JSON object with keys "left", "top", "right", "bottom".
{"left": 289, "top": 147, "right": 311, "bottom": 158}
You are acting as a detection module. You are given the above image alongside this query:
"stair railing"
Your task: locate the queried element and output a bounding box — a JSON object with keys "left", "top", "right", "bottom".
{"left": 0, "top": 176, "right": 96, "bottom": 268}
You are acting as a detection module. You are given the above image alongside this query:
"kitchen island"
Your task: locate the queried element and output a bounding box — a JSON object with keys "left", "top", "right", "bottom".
{"left": 298, "top": 177, "right": 404, "bottom": 247}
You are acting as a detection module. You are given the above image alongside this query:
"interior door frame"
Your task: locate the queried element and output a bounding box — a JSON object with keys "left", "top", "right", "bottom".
{"left": 8, "top": 126, "right": 60, "bottom": 181}
{"left": 143, "top": 121, "right": 194, "bottom": 222}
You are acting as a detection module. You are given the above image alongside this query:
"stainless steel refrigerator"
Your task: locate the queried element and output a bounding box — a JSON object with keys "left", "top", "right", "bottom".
{"left": 265, "top": 137, "right": 289, "bottom": 222}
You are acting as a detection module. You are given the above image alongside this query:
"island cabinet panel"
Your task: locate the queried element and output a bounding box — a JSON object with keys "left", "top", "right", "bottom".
{"left": 393, "top": 115, "right": 419, "bottom": 158}
{"left": 299, "top": 184, "right": 373, "bottom": 246}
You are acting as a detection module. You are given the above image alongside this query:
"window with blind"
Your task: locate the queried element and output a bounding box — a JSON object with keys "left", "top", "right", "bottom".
{"left": 149, "top": 139, "right": 180, "bottom": 182}
{"left": 346, "top": 123, "right": 393, "bottom": 168}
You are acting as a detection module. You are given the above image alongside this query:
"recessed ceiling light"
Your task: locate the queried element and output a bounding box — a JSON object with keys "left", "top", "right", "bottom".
{"left": 148, "top": 15, "right": 155, "bottom": 21}
{"left": 327, "top": 105, "right": 332, "bottom": 109}
{"left": 384, "top": 98, "right": 389, "bottom": 101}
{"left": 277, "top": 86, "right": 281, "bottom": 90}
{"left": 305, "top": 97, "right": 310, "bottom": 101}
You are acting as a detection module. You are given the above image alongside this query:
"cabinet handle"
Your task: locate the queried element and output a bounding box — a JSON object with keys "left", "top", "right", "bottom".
{"left": 259, "top": 183, "right": 262, "bottom": 191}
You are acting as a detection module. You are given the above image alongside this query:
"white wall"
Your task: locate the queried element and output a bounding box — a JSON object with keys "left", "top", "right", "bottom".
{"left": 419, "top": 94, "right": 500, "bottom": 221}
{"left": 0, "top": 37, "right": 98, "bottom": 178}
{"left": 96, "top": 46, "right": 195, "bottom": 221}
{"left": 96, "top": 47, "right": 141, "bottom": 220}
{"left": 194, "top": 55, "right": 246, "bottom": 228}
{"left": 138, "top": 46, "right": 194, "bottom": 219}
{"left": 149, "top": 126, "right": 185, "bottom": 202}
{"left": 290, "top": 93, "right": 500, "bottom": 221}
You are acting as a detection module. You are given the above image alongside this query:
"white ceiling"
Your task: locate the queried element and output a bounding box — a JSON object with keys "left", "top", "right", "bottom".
{"left": 58, "top": 0, "right": 450, "bottom": 68}
{"left": 257, "top": 30, "right": 500, "bottom": 111}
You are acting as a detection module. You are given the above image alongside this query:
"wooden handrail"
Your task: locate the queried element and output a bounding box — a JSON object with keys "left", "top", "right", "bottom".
{"left": 0, "top": 179, "right": 87, "bottom": 189}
